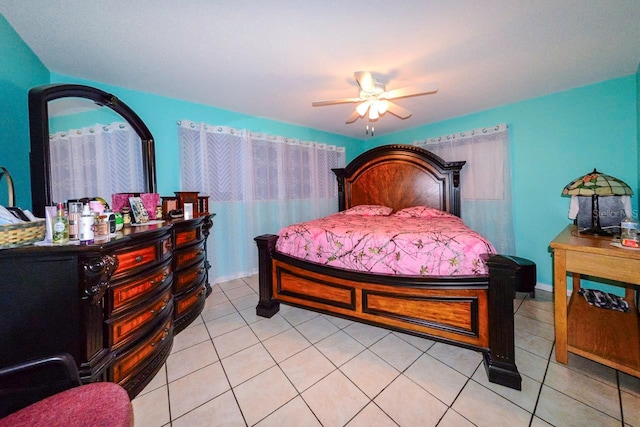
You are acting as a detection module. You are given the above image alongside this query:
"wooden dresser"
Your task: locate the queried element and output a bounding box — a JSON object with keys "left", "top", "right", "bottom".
{"left": 0, "top": 215, "right": 213, "bottom": 398}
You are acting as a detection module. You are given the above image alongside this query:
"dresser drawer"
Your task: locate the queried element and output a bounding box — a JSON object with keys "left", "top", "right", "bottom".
{"left": 174, "top": 226, "right": 203, "bottom": 249}
{"left": 107, "top": 288, "right": 172, "bottom": 347}
{"left": 175, "top": 280, "right": 206, "bottom": 318}
{"left": 109, "top": 260, "right": 172, "bottom": 314}
{"left": 112, "top": 316, "right": 173, "bottom": 384}
{"left": 174, "top": 242, "right": 206, "bottom": 270}
{"left": 174, "top": 259, "right": 206, "bottom": 294}
{"left": 113, "top": 236, "right": 171, "bottom": 278}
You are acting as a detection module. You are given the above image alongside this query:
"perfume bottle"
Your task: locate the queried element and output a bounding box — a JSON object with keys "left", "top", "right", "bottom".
{"left": 52, "top": 202, "right": 69, "bottom": 244}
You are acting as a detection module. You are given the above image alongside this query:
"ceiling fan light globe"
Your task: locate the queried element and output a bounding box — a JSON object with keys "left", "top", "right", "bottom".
{"left": 376, "top": 100, "right": 388, "bottom": 115}
{"left": 356, "top": 101, "right": 370, "bottom": 116}
{"left": 368, "top": 107, "right": 379, "bottom": 120}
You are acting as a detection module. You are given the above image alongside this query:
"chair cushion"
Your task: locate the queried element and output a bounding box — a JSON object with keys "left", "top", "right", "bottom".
{"left": 0, "top": 382, "right": 131, "bottom": 427}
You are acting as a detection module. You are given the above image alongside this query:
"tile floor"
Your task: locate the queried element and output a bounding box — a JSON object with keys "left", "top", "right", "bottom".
{"left": 132, "top": 275, "right": 640, "bottom": 427}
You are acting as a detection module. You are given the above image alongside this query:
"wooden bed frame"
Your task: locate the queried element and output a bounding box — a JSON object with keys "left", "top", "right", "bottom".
{"left": 255, "top": 144, "right": 530, "bottom": 390}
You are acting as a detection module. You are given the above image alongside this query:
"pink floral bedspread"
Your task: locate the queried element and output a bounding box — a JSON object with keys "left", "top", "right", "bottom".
{"left": 276, "top": 212, "right": 496, "bottom": 276}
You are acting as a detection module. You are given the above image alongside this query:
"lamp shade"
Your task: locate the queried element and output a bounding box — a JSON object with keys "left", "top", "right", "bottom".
{"left": 561, "top": 169, "right": 633, "bottom": 197}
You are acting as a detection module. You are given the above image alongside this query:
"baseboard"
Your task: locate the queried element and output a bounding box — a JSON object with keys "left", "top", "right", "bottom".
{"left": 534, "top": 282, "right": 572, "bottom": 296}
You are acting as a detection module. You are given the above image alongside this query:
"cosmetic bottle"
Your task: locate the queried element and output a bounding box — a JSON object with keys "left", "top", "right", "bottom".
{"left": 52, "top": 202, "right": 69, "bottom": 244}
{"left": 79, "top": 204, "right": 95, "bottom": 245}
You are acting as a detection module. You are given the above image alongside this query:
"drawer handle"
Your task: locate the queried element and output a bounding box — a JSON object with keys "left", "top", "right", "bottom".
{"left": 151, "top": 271, "right": 169, "bottom": 286}
{"left": 151, "top": 299, "right": 170, "bottom": 316}
{"left": 135, "top": 255, "right": 144, "bottom": 263}
{"left": 151, "top": 328, "right": 170, "bottom": 347}
{"left": 197, "top": 249, "right": 205, "bottom": 255}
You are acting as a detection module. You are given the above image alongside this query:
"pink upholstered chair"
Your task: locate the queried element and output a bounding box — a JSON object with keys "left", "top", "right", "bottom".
{"left": 0, "top": 353, "right": 132, "bottom": 427}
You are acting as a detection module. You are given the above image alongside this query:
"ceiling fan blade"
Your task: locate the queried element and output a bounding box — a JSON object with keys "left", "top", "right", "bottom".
{"left": 386, "top": 102, "right": 412, "bottom": 119}
{"left": 312, "top": 97, "right": 363, "bottom": 107}
{"left": 382, "top": 81, "right": 439, "bottom": 100}
{"left": 345, "top": 110, "right": 361, "bottom": 124}
{"left": 354, "top": 71, "right": 375, "bottom": 92}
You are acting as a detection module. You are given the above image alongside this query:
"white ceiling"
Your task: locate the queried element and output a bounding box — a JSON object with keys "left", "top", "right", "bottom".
{"left": 3, "top": 1, "right": 640, "bottom": 139}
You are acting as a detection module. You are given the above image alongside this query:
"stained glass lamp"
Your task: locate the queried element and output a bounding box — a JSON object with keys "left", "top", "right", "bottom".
{"left": 562, "top": 168, "right": 634, "bottom": 235}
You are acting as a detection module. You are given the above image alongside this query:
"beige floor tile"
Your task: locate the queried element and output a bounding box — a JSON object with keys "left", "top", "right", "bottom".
{"left": 171, "top": 390, "right": 245, "bottom": 427}
{"left": 535, "top": 385, "right": 620, "bottom": 427}
{"left": 168, "top": 362, "right": 230, "bottom": 419}
{"left": 544, "top": 362, "right": 621, "bottom": 419}
{"left": 375, "top": 374, "right": 447, "bottom": 426}
{"left": 427, "top": 342, "right": 482, "bottom": 377}
{"left": 514, "top": 328, "right": 554, "bottom": 359}
{"left": 212, "top": 325, "right": 260, "bottom": 359}
{"left": 186, "top": 314, "right": 204, "bottom": 328}
{"left": 404, "top": 353, "right": 468, "bottom": 406}
{"left": 369, "top": 333, "right": 422, "bottom": 371}
{"left": 296, "top": 315, "right": 340, "bottom": 343}
{"left": 242, "top": 274, "right": 259, "bottom": 290}
{"left": 392, "top": 330, "right": 435, "bottom": 351}
{"left": 218, "top": 278, "right": 247, "bottom": 291}
{"left": 234, "top": 366, "right": 299, "bottom": 426}
{"left": 280, "top": 306, "right": 320, "bottom": 326}
{"left": 452, "top": 380, "right": 531, "bottom": 427}
{"left": 132, "top": 385, "right": 170, "bottom": 427}
{"left": 166, "top": 340, "right": 218, "bottom": 382}
{"left": 239, "top": 305, "right": 262, "bottom": 325}
{"left": 204, "top": 311, "right": 247, "bottom": 339}
{"left": 516, "top": 302, "right": 555, "bottom": 325}
{"left": 620, "top": 372, "right": 640, "bottom": 397}
{"left": 221, "top": 342, "right": 276, "bottom": 387}
{"left": 622, "top": 391, "right": 640, "bottom": 427}
{"left": 201, "top": 300, "right": 236, "bottom": 322}
{"left": 256, "top": 396, "right": 322, "bottom": 427}
{"left": 520, "top": 294, "right": 555, "bottom": 313}
{"left": 171, "top": 323, "right": 211, "bottom": 353}
{"left": 343, "top": 322, "right": 390, "bottom": 347}
{"left": 263, "top": 327, "right": 311, "bottom": 363}
{"left": 340, "top": 349, "right": 399, "bottom": 399}
{"left": 530, "top": 416, "right": 554, "bottom": 427}
{"left": 280, "top": 346, "right": 336, "bottom": 392}
{"left": 514, "top": 346, "right": 548, "bottom": 383}
{"left": 224, "top": 284, "right": 256, "bottom": 300}
{"left": 230, "top": 293, "right": 259, "bottom": 311}
{"left": 345, "top": 402, "right": 396, "bottom": 427}
{"left": 250, "top": 313, "right": 292, "bottom": 341}
{"left": 302, "top": 370, "right": 369, "bottom": 427}
{"left": 514, "top": 314, "right": 555, "bottom": 341}
{"left": 137, "top": 364, "right": 167, "bottom": 396}
{"left": 549, "top": 349, "right": 618, "bottom": 387}
{"left": 315, "top": 330, "right": 366, "bottom": 367}
{"left": 438, "top": 408, "right": 475, "bottom": 427}
{"left": 471, "top": 364, "right": 541, "bottom": 413}
{"left": 204, "top": 288, "right": 229, "bottom": 307}
{"left": 322, "top": 313, "right": 354, "bottom": 329}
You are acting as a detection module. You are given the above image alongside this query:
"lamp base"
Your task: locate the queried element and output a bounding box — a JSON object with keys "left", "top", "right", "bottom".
{"left": 579, "top": 227, "right": 616, "bottom": 237}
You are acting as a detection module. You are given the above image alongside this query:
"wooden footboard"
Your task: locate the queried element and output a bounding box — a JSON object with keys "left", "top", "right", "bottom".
{"left": 255, "top": 234, "right": 525, "bottom": 390}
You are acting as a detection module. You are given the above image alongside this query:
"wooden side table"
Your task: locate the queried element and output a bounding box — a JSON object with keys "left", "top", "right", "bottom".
{"left": 550, "top": 225, "right": 640, "bottom": 377}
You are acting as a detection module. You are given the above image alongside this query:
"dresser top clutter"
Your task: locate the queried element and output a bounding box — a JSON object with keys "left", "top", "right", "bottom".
{"left": 0, "top": 83, "right": 214, "bottom": 398}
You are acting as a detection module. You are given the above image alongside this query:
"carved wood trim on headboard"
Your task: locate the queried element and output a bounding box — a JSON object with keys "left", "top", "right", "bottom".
{"left": 333, "top": 144, "right": 465, "bottom": 217}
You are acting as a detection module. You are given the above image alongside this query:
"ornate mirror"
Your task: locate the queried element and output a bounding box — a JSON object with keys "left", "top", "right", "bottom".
{"left": 28, "top": 84, "right": 157, "bottom": 217}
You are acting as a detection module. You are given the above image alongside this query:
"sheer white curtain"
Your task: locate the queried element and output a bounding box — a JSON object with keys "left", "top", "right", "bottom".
{"left": 414, "top": 124, "right": 515, "bottom": 254}
{"left": 49, "top": 122, "right": 144, "bottom": 203}
{"left": 178, "top": 121, "right": 345, "bottom": 281}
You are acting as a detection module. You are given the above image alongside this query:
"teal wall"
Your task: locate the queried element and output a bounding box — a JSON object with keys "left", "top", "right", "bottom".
{"left": 370, "top": 76, "right": 638, "bottom": 287}
{"left": 0, "top": 15, "right": 49, "bottom": 209}
{"left": 2, "top": 16, "right": 638, "bottom": 288}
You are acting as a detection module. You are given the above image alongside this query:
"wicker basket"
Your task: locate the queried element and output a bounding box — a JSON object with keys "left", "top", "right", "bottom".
{"left": 0, "top": 220, "right": 46, "bottom": 249}
{"left": 0, "top": 167, "right": 46, "bottom": 249}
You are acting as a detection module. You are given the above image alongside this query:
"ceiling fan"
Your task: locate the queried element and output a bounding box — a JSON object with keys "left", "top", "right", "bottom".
{"left": 312, "top": 71, "right": 439, "bottom": 125}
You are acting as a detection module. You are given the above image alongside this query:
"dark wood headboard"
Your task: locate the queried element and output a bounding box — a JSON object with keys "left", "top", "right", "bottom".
{"left": 332, "top": 144, "right": 465, "bottom": 217}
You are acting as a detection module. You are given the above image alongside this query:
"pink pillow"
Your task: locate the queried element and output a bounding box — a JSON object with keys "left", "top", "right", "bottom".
{"left": 342, "top": 205, "right": 393, "bottom": 216}
{"left": 393, "top": 206, "right": 454, "bottom": 219}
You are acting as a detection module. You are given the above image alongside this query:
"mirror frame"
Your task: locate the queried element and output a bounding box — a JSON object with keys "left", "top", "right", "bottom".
{"left": 28, "top": 84, "right": 157, "bottom": 217}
